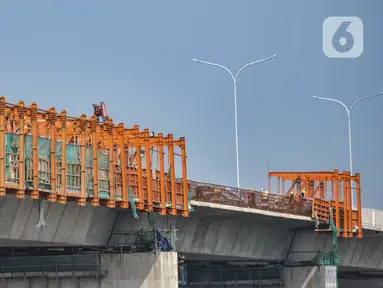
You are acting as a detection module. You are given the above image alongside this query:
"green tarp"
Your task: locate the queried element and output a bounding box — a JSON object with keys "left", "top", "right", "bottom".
{"left": 6, "top": 134, "right": 113, "bottom": 199}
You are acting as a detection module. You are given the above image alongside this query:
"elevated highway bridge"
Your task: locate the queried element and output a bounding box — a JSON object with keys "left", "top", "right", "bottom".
{"left": 0, "top": 96, "right": 380, "bottom": 286}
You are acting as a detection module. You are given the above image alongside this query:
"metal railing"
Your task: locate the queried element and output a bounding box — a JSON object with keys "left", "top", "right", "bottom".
{"left": 0, "top": 253, "right": 105, "bottom": 279}
{"left": 362, "top": 208, "right": 383, "bottom": 229}
{"left": 188, "top": 180, "right": 312, "bottom": 217}
{"left": 184, "top": 264, "right": 284, "bottom": 287}
{"left": 111, "top": 228, "right": 176, "bottom": 253}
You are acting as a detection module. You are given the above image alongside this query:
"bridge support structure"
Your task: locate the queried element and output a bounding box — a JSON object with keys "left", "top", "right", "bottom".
{"left": 284, "top": 265, "right": 337, "bottom": 288}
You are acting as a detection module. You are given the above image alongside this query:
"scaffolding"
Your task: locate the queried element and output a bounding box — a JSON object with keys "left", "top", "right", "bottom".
{"left": 268, "top": 170, "right": 362, "bottom": 239}
{"left": 111, "top": 228, "right": 176, "bottom": 254}
{"left": 183, "top": 263, "right": 284, "bottom": 287}
{"left": 0, "top": 97, "right": 189, "bottom": 217}
{"left": 0, "top": 253, "right": 106, "bottom": 279}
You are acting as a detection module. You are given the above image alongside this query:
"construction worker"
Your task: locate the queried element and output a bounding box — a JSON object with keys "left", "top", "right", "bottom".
{"left": 248, "top": 189, "right": 255, "bottom": 207}
{"left": 178, "top": 255, "right": 186, "bottom": 285}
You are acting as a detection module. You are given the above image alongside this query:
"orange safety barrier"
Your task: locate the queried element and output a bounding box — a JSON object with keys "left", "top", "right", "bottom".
{"left": 0, "top": 96, "right": 189, "bottom": 217}
{"left": 268, "top": 170, "right": 362, "bottom": 239}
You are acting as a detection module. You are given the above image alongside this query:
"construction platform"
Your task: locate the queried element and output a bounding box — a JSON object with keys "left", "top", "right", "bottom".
{"left": 0, "top": 96, "right": 189, "bottom": 217}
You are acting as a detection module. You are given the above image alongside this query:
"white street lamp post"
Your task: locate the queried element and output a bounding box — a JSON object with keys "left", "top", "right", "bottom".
{"left": 193, "top": 55, "right": 276, "bottom": 189}
{"left": 313, "top": 91, "right": 383, "bottom": 206}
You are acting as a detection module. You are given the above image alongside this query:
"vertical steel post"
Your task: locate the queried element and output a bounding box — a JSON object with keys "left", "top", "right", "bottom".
{"left": 107, "top": 119, "right": 115, "bottom": 208}
{"left": 158, "top": 133, "right": 165, "bottom": 215}
{"left": 49, "top": 107, "right": 57, "bottom": 202}
{"left": 59, "top": 110, "right": 67, "bottom": 204}
{"left": 356, "top": 173, "right": 362, "bottom": 238}
{"left": 342, "top": 172, "right": 348, "bottom": 238}
{"left": 181, "top": 137, "right": 188, "bottom": 217}
{"left": 144, "top": 131, "right": 153, "bottom": 211}
{"left": 31, "top": 103, "right": 39, "bottom": 199}
{"left": 0, "top": 97, "right": 5, "bottom": 196}
{"left": 17, "top": 101, "right": 25, "bottom": 198}
{"left": 91, "top": 116, "right": 99, "bottom": 206}
{"left": 79, "top": 114, "right": 87, "bottom": 206}
{"left": 135, "top": 126, "right": 143, "bottom": 210}
{"left": 119, "top": 124, "right": 128, "bottom": 209}
{"left": 168, "top": 134, "right": 176, "bottom": 215}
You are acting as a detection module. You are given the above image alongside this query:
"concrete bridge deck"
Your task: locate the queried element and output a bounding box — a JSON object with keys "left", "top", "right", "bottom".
{"left": 0, "top": 195, "right": 382, "bottom": 272}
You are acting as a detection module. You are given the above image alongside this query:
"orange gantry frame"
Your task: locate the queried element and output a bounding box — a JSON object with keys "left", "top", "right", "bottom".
{"left": 268, "top": 170, "right": 362, "bottom": 239}
{"left": 0, "top": 96, "right": 189, "bottom": 217}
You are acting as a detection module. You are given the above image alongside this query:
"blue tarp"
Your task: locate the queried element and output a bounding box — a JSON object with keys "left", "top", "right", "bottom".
{"left": 156, "top": 230, "right": 172, "bottom": 251}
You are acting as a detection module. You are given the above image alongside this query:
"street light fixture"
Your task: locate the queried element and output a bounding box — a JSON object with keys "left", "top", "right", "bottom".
{"left": 193, "top": 55, "right": 276, "bottom": 189}
{"left": 313, "top": 91, "right": 383, "bottom": 205}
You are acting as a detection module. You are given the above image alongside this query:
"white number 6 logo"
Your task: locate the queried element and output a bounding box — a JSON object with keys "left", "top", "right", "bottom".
{"left": 323, "top": 17, "right": 363, "bottom": 58}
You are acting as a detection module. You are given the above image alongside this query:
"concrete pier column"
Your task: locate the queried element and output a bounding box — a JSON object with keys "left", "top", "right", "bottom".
{"left": 284, "top": 265, "right": 337, "bottom": 288}
{"left": 100, "top": 252, "right": 179, "bottom": 288}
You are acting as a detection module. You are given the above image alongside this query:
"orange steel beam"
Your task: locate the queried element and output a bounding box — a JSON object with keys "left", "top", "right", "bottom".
{"left": 0, "top": 97, "right": 5, "bottom": 196}
{"left": 342, "top": 171, "right": 348, "bottom": 237}
{"left": 180, "top": 137, "right": 188, "bottom": 217}
{"left": 107, "top": 118, "right": 115, "bottom": 208}
{"left": 30, "top": 103, "right": 39, "bottom": 199}
{"left": 165, "top": 134, "right": 177, "bottom": 215}
{"left": 355, "top": 173, "right": 362, "bottom": 238}
{"left": 78, "top": 113, "right": 87, "bottom": 206}
{"left": 17, "top": 101, "right": 25, "bottom": 199}
{"left": 118, "top": 123, "right": 128, "bottom": 209}
{"left": 58, "top": 110, "right": 67, "bottom": 204}
{"left": 334, "top": 171, "right": 340, "bottom": 236}
{"left": 347, "top": 172, "right": 352, "bottom": 238}
{"left": 144, "top": 131, "right": 153, "bottom": 211}
{"left": 269, "top": 171, "right": 336, "bottom": 181}
{"left": 159, "top": 133, "right": 166, "bottom": 215}
{"left": 90, "top": 116, "right": 99, "bottom": 206}
{"left": 49, "top": 107, "right": 57, "bottom": 202}
{"left": 135, "top": 128, "right": 144, "bottom": 210}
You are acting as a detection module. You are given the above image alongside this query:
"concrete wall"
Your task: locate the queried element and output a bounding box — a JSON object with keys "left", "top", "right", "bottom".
{"left": 0, "top": 195, "right": 117, "bottom": 246}
{"left": 0, "top": 252, "right": 178, "bottom": 288}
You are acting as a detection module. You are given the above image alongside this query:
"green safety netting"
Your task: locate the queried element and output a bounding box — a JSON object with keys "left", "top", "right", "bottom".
{"left": 6, "top": 134, "right": 113, "bottom": 199}
{"left": 5, "top": 134, "right": 20, "bottom": 182}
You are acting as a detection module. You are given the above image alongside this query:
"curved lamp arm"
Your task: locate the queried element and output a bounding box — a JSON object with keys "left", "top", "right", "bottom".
{"left": 192, "top": 58, "right": 235, "bottom": 82}
{"left": 235, "top": 54, "right": 276, "bottom": 80}
{"left": 312, "top": 95, "right": 350, "bottom": 115}
{"left": 350, "top": 91, "right": 383, "bottom": 113}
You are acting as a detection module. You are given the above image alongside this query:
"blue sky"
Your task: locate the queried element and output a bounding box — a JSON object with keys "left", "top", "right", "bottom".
{"left": 0, "top": 1, "right": 382, "bottom": 208}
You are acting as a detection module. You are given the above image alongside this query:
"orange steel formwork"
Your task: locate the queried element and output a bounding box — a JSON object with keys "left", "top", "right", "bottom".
{"left": 0, "top": 96, "right": 189, "bottom": 217}
{"left": 268, "top": 170, "right": 362, "bottom": 239}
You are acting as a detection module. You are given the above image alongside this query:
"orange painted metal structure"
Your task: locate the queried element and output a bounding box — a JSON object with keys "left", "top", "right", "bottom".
{"left": 268, "top": 170, "right": 362, "bottom": 238}
{"left": 0, "top": 96, "right": 189, "bottom": 217}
